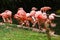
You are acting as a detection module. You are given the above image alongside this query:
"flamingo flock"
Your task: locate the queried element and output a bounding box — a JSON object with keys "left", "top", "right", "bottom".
{"left": 0, "top": 6, "right": 57, "bottom": 34}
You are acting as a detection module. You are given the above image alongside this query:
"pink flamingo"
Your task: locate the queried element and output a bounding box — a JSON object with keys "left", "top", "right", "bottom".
{"left": 14, "top": 7, "right": 27, "bottom": 26}
{"left": 48, "top": 13, "right": 57, "bottom": 36}
{"left": 29, "top": 7, "right": 37, "bottom": 27}
{"left": 41, "top": 6, "right": 51, "bottom": 12}
{"left": 49, "top": 13, "right": 56, "bottom": 28}
{"left": 35, "top": 10, "right": 47, "bottom": 30}
{"left": 34, "top": 6, "right": 51, "bottom": 31}
{"left": 0, "top": 10, "right": 12, "bottom": 23}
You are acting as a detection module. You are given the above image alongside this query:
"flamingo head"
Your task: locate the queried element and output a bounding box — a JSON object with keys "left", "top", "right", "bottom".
{"left": 51, "top": 13, "right": 56, "bottom": 16}
{"left": 18, "top": 7, "right": 23, "bottom": 10}
{"left": 31, "top": 7, "right": 37, "bottom": 11}
{"left": 4, "top": 10, "right": 9, "bottom": 13}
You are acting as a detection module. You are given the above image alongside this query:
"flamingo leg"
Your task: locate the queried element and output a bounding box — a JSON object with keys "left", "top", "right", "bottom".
{"left": 9, "top": 17, "right": 12, "bottom": 23}
{"left": 6, "top": 18, "right": 10, "bottom": 23}
{"left": 2, "top": 16, "right": 6, "bottom": 22}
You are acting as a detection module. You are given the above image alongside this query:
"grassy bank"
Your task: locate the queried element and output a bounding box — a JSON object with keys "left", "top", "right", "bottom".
{"left": 0, "top": 23, "right": 60, "bottom": 40}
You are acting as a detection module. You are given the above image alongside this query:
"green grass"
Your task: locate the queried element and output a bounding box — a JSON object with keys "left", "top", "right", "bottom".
{"left": 0, "top": 23, "right": 60, "bottom": 40}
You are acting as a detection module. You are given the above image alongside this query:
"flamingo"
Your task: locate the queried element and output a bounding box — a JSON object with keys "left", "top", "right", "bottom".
{"left": 48, "top": 13, "right": 57, "bottom": 36}
{"left": 34, "top": 6, "right": 51, "bottom": 31}
{"left": 48, "top": 13, "right": 56, "bottom": 27}
{"left": 40, "top": 6, "right": 51, "bottom": 29}
{"left": 41, "top": 6, "right": 51, "bottom": 12}
{"left": 35, "top": 10, "right": 47, "bottom": 30}
{"left": 0, "top": 10, "right": 12, "bottom": 23}
{"left": 29, "top": 7, "right": 37, "bottom": 27}
{"left": 14, "top": 7, "right": 27, "bottom": 26}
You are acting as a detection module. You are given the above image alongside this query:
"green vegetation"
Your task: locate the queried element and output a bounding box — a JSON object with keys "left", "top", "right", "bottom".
{"left": 56, "top": 10, "right": 60, "bottom": 15}
{"left": 0, "top": 23, "right": 60, "bottom": 40}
